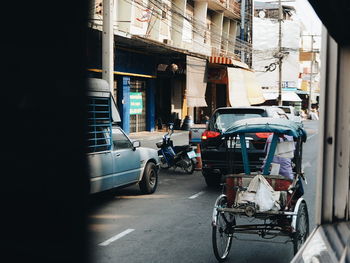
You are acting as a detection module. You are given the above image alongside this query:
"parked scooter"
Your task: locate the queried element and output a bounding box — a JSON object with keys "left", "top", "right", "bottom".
{"left": 156, "top": 124, "right": 197, "bottom": 174}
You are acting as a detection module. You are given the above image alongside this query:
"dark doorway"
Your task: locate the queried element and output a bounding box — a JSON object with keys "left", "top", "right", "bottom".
{"left": 156, "top": 78, "right": 171, "bottom": 129}
{"left": 216, "top": 84, "right": 227, "bottom": 108}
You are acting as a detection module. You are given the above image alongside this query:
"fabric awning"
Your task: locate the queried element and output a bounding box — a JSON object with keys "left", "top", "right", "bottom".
{"left": 209, "top": 56, "right": 250, "bottom": 69}
{"left": 186, "top": 56, "right": 207, "bottom": 107}
{"left": 263, "top": 91, "right": 302, "bottom": 102}
{"left": 227, "top": 67, "right": 266, "bottom": 107}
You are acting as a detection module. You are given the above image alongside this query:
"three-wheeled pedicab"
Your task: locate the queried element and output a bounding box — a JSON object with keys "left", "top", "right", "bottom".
{"left": 211, "top": 118, "right": 309, "bottom": 261}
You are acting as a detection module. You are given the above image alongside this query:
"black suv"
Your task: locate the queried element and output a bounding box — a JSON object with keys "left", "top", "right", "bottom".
{"left": 200, "top": 106, "right": 288, "bottom": 187}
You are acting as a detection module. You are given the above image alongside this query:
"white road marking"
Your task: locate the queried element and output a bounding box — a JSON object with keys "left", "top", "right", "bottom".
{"left": 98, "top": 229, "right": 135, "bottom": 246}
{"left": 189, "top": 191, "right": 205, "bottom": 199}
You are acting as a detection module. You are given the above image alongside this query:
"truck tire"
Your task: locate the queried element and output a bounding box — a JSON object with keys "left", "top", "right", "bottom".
{"left": 203, "top": 170, "right": 221, "bottom": 188}
{"left": 139, "top": 162, "right": 158, "bottom": 194}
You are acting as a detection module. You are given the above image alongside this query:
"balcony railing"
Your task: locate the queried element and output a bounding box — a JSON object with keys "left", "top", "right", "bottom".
{"left": 227, "top": 0, "right": 241, "bottom": 18}
{"left": 208, "top": 0, "right": 241, "bottom": 20}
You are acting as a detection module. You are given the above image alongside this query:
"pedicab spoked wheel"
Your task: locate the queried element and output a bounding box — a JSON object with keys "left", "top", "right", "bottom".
{"left": 293, "top": 201, "right": 309, "bottom": 254}
{"left": 212, "top": 195, "right": 234, "bottom": 262}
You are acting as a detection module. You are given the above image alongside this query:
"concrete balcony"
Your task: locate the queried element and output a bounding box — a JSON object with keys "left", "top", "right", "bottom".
{"left": 204, "top": 0, "right": 241, "bottom": 20}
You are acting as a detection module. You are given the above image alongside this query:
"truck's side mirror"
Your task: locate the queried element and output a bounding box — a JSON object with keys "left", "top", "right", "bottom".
{"left": 132, "top": 140, "right": 141, "bottom": 150}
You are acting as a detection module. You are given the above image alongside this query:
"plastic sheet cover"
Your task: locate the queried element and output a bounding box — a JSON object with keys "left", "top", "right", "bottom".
{"left": 252, "top": 17, "right": 301, "bottom": 89}
{"left": 227, "top": 68, "right": 265, "bottom": 106}
{"left": 186, "top": 56, "right": 207, "bottom": 107}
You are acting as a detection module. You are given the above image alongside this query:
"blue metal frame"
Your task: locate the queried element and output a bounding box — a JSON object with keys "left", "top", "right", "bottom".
{"left": 239, "top": 133, "right": 251, "bottom": 175}
{"left": 146, "top": 78, "right": 156, "bottom": 132}
{"left": 262, "top": 133, "right": 279, "bottom": 175}
{"left": 117, "top": 76, "right": 131, "bottom": 134}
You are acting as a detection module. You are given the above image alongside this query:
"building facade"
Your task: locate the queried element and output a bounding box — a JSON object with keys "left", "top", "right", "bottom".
{"left": 252, "top": 2, "right": 303, "bottom": 109}
{"left": 88, "top": 0, "right": 258, "bottom": 133}
{"left": 299, "top": 34, "right": 321, "bottom": 110}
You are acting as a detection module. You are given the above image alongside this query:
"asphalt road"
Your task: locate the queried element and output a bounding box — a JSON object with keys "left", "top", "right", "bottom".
{"left": 88, "top": 120, "right": 319, "bottom": 263}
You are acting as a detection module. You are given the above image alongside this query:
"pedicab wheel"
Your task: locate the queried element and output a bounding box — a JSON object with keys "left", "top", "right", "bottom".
{"left": 293, "top": 201, "right": 309, "bottom": 254}
{"left": 212, "top": 195, "right": 234, "bottom": 262}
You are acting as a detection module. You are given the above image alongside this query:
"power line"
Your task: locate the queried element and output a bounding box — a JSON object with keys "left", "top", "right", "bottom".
{"left": 88, "top": 0, "right": 254, "bottom": 59}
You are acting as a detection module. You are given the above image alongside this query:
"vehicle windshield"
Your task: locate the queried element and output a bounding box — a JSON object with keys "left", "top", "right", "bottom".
{"left": 213, "top": 110, "right": 266, "bottom": 132}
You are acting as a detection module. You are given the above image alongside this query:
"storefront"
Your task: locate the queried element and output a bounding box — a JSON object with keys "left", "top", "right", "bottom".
{"left": 155, "top": 60, "right": 186, "bottom": 130}
{"left": 87, "top": 38, "right": 157, "bottom": 134}
{"left": 204, "top": 57, "right": 265, "bottom": 120}
{"left": 205, "top": 65, "right": 229, "bottom": 117}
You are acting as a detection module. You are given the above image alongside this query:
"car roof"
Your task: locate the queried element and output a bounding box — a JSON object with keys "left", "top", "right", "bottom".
{"left": 213, "top": 106, "right": 269, "bottom": 113}
{"left": 215, "top": 106, "right": 268, "bottom": 110}
{"left": 223, "top": 117, "right": 307, "bottom": 141}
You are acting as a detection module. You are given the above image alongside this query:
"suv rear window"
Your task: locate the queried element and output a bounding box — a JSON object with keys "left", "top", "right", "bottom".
{"left": 211, "top": 109, "right": 267, "bottom": 132}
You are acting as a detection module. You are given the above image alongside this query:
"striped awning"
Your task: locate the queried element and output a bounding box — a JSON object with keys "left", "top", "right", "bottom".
{"left": 209, "top": 56, "right": 234, "bottom": 64}
{"left": 209, "top": 56, "right": 250, "bottom": 69}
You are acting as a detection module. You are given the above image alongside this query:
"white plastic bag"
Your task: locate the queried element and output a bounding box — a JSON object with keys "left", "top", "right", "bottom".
{"left": 236, "top": 191, "right": 256, "bottom": 204}
{"left": 235, "top": 174, "right": 281, "bottom": 211}
{"left": 255, "top": 178, "right": 275, "bottom": 212}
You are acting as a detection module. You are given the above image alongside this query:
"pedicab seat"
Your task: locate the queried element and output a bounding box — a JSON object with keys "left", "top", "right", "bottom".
{"left": 225, "top": 173, "right": 293, "bottom": 208}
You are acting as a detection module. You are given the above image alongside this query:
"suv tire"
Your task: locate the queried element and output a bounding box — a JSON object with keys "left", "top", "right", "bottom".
{"left": 203, "top": 170, "right": 221, "bottom": 188}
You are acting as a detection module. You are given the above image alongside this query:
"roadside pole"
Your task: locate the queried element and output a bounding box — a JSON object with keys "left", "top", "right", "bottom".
{"left": 102, "top": 0, "right": 114, "bottom": 97}
{"left": 308, "top": 35, "right": 314, "bottom": 112}
{"left": 240, "top": 0, "right": 246, "bottom": 62}
{"left": 277, "top": 0, "right": 283, "bottom": 106}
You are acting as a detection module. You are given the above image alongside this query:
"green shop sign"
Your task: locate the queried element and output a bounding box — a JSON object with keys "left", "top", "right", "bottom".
{"left": 130, "top": 92, "right": 143, "bottom": 115}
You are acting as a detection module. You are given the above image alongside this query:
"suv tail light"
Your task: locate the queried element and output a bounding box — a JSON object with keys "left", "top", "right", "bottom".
{"left": 255, "top": 132, "right": 273, "bottom": 139}
{"left": 202, "top": 130, "right": 220, "bottom": 140}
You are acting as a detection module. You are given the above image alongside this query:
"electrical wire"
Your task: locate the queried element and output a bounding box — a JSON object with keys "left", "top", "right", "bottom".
{"left": 88, "top": 0, "right": 254, "bottom": 58}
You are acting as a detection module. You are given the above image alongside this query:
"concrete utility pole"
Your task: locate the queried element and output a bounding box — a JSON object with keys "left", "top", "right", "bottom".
{"left": 277, "top": 0, "right": 283, "bottom": 106}
{"left": 240, "top": 0, "right": 246, "bottom": 63}
{"left": 102, "top": 0, "right": 114, "bottom": 96}
{"left": 308, "top": 35, "right": 314, "bottom": 112}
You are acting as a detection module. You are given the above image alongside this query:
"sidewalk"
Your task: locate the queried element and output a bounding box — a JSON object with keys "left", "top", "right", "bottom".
{"left": 129, "top": 130, "right": 189, "bottom": 142}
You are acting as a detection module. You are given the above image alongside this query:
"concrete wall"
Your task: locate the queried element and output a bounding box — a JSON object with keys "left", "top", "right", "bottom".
{"left": 88, "top": 0, "right": 243, "bottom": 58}
{"left": 211, "top": 12, "right": 224, "bottom": 54}
{"left": 171, "top": 0, "right": 187, "bottom": 48}
{"left": 193, "top": 1, "right": 210, "bottom": 54}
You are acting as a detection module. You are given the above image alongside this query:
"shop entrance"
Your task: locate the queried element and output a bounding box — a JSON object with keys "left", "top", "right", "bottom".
{"left": 130, "top": 79, "right": 147, "bottom": 133}
{"left": 216, "top": 84, "right": 227, "bottom": 108}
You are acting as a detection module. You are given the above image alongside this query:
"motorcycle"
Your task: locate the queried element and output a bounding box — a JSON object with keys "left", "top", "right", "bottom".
{"left": 156, "top": 124, "right": 197, "bottom": 174}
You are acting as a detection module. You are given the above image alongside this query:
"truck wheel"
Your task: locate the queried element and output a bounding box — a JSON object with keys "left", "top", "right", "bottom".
{"left": 139, "top": 162, "right": 158, "bottom": 194}
{"left": 203, "top": 170, "right": 221, "bottom": 188}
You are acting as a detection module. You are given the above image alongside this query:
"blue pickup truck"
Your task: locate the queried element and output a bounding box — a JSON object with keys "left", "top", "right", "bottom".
{"left": 86, "top": 78, "right": 160, "bottom": 194}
